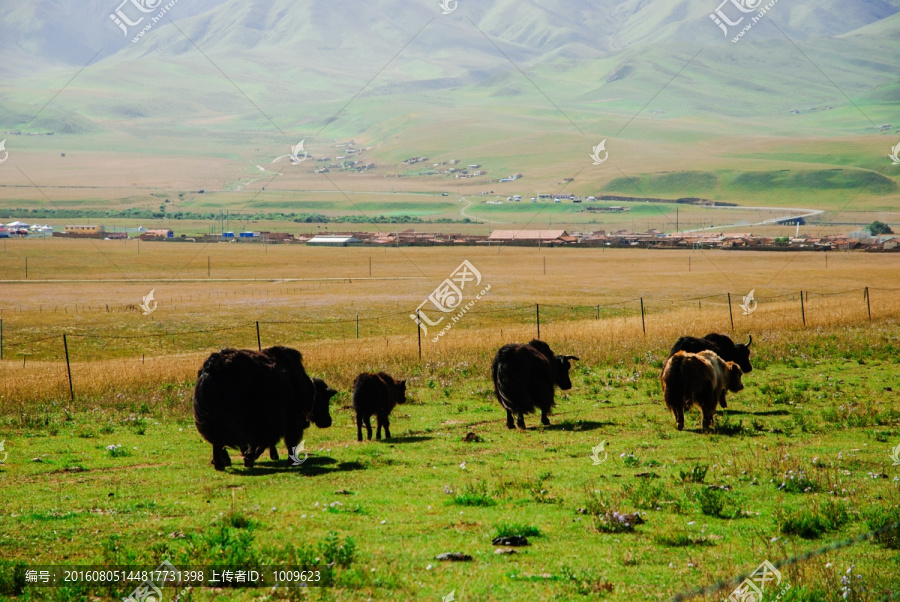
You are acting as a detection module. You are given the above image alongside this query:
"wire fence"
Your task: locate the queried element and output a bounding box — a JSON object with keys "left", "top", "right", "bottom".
{"left": 2, "top": 287, "right": 898, "bottom": 365}
{"left": 669, "top": 520, "right": 900, "bottom": 601}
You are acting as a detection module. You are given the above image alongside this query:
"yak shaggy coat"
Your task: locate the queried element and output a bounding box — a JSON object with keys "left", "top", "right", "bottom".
{"left": 491, "top": 339, "right": 579, "bottom": 430}
{"left": 661, "top": 350, "right": 744, "bottom": 431}
{"left": 193, "top": 346, "right": 332, "bottom": 470}
{"left": 352, "top": 372, "right": 407, "bottom": 441}
{"left": 667, "top": 333, "right": 753, "bottom": 407}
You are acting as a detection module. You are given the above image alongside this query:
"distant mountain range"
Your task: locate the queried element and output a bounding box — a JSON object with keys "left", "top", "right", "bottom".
{"left": 1, "top": 0, "right": 898, "bottom": 139}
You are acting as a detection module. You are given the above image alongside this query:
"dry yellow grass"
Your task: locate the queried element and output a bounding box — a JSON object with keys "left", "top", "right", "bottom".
{"left": 1, "top": 239, "right": 897, "bottom": 409}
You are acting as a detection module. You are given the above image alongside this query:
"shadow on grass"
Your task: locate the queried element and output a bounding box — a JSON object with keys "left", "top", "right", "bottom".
{"left": 379, "top": 436, "right": 433, "bottom": 444}
{"left": 543, "top": 420, "right": 614, "bottom": 432}
{"left": 725, "top": 409, "right": 789, "bottom": 417}
{"left": 229, "top": 456, "right": 366, "bottom": 476}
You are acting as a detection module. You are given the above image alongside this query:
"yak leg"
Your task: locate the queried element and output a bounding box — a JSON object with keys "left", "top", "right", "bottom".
{"left": 356, "top": 413, "right": 364, "bottom": 442}
{"left": 540, "top": 410, "right": 550, "bottom": 426}
{"left": 701, "top": 403, "right": 716, "bottom": 431}
{"left": 506, "top": 411, "right": 516, "bottom": 429}
{"left": 719, "top": 391, "right": 728, "bottom": 409}
{"left": 242, "top": 445, "right": 264, "bottom": 468}
{"left": 673, "top": 406, "right": 685, "bottom": 431}
{"left": 212, "top": 446, "right": 230, "bottom": 471}
{"left": 284, "top": 431, "right": 302, "bottom": 458}
{"left": 379, "top": 415, "right": 391, "bottom": 440}
{"left": 364, "top": 415, "right": 373, "bottom": 441}
{"left": 269, "top": 447, "right": 280, "bottom": 461}
{"left": 516, "top": 413, "right": 526, "bottom": 430}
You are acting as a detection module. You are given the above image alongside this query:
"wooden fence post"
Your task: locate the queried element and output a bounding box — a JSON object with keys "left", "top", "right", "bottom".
{"left": 357, "top": 314, "right": 360, "bottom": 338}
{"left": 417, "top": 310, "right": 422, "bottom": 360}
{"left": 256, "top": 321, "right": 261, "bottom": 351}
{"left": 536, "top": 304, "right": 541, "bottom": 339}
{"left": 727, "top": 293, "right": 735, "bottom": 332}
{"left": 865, "top": 287, "right": 871, "bottom": 321}
{"left": 800, "top": 291, "right": 806, "bottom": 327}
{"left": 63, "top": 335, "right": 74, "bottom": 401}
{"left": 640, "top": 298, "right": 646, "bottom": 335}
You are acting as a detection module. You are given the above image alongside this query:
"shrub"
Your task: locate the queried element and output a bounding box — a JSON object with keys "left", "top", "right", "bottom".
{"left": 780, "top": 501, "right": 851, "bottom": 539}
{"left": 679, "top": 464, "right": 709, "bottom": 483}
{"left": 654, "top": 532, "right": 712, "bottom": 547}
{"left": 451, "top": 481, "right": 495, "bottom": 507}
{"left": 583, "top": 489, "right": 639, "bottom": 534}
{"left": 777, "top": 470, "right": 820, "bottom": 494}
{"left": 623, "top": 479, "right": 671, "bottom": 511}
{"left": 865, "top": 506, "right": 900, "bottom": 549}
{"left": 494, "top": 522, "right": 541, "bottom": 538}
{"left": 695, "top": 487, "right": 742, "bottom": 519}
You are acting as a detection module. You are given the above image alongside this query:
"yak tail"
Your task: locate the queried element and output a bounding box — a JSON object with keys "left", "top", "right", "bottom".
{"left": 663, "top": 353, "right": 686, "bottom": 411}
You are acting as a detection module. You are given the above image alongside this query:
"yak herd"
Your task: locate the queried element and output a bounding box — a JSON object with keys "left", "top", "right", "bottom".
{"left": 192, "top": 333, "right": 753, "bottom": 470}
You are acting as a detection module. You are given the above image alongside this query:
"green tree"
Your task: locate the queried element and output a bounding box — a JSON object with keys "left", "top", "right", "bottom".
{"left": 866, "top": 221, "right": 893, "bottom": 235}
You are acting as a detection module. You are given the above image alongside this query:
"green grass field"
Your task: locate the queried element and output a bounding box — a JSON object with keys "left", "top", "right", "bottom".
{"left": 1, "top": 242, "right": 899, "bottom": 601}
{"left": 1, "top": 324, "right": 899, "bottom": 601}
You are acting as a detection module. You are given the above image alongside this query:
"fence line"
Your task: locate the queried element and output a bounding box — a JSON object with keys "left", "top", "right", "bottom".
{"left": 0, "top": 286, "right": 894, "bottom": 363}
{"left": 669, "top": 520, "right": 900, "bottom": 601}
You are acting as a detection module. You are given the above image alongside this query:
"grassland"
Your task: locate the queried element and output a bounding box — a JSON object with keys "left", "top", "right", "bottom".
{"left": 1, "top": 241, "right": 899, "bottom": 600}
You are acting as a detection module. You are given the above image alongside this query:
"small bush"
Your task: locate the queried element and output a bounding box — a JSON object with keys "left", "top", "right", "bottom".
{"left": 780, "top": 501, "right": 851, "bottom": 539}
{"left": 451, "top": 481, "right": 495, "bottom": 507}
{"left": 495, "top": 522, "right": 541, "bottom": 538}
{"left": 623, "top": 479, "right": 671, "bottom": 511}
{"left": 777, "top": 470, "right": 820, "bottom": 494}
{"left": 865, "top": 506, "right": 900, "bottom": 549}
{"left": 695, "top": 487, "right": 741, "bottom": 519}
{"left": 583, "top": 489, "right": 639, "bottom": 534}
{"left": 105, "top": 444, "right": 129, "bottom": 458}
{"left": 679, "top": 464, "right": 709, "bottom": 483}
{"left": 654, "top": 532, "right": 712, "bottom": 547}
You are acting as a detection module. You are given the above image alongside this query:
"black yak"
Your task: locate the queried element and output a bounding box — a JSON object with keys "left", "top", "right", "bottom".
{"left": 352, "top": 372, "right": 407, "bottom": 441}
{"left": 661, "top": 350, "right": 744, "bottom": 431}
{"left": 491, "top": 339, "right": 579, "bottom": 429}
{"left": 668, "top": 333, "right": 752, "bottom": 407}
{"left": 193, "top": 346, "right": 333, "bottom": 470}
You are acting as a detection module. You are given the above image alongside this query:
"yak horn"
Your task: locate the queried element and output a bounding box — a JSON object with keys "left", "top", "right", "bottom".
{"left": 746, "top": 335, "right": 752, "bottom": 347}
{"left": 563, "top": 355, "right": 580, "bottom": 361}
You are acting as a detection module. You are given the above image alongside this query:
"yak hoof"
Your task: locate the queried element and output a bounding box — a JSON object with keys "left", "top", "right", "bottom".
{"left": 541, "top": 416, "right": 550, "bottom": 426}
{"left": 676, "top": 422, "right": 684, "bottom": 431}
{"left": 721, "top": 400, "right": 728, "bottom": 408}
{"left": 243, "top": 457, "right": 255, "bottom": 468}
{"left": 269, "top": 448, "right": 279, "bottom": 461}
